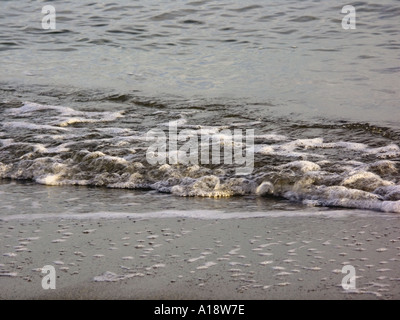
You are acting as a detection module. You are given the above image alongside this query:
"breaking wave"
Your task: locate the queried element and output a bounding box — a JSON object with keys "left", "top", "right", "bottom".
{"left": 1, "top": 102, "right": 399, "bottom": 213}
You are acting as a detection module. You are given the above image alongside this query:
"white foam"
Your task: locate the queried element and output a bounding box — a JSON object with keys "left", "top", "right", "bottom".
{"left": 0, "top": 208, "right": 388, "bottom": 222}
{"left": 196, "top": 127, "right": 221, "bottom": 136}
{"left": 6, "top": 102, "right": 77, "bottom": 116}
{"left": 58, "top": 111, "right": 124, "bottom": 127}
{"left": 3, "top": 121, "right": 68, "bottom": 132}
{"left": 279, "top": 161, "right": 321, "bottom": 173}
{"left": 341, "top": 171, "right": 394, "bottom": 191}
{"left": 367, "top": 144, "right": 400, "bottom": 158}
{"left": 256, "top": 145, "right": 275, "bottom": 154}
{"left": 256, "top": 181, "right": 274, "bottom": 196}
{"left": 374, "top": 185, "right": 400, "bottom": 201}
{"left": 323, "top": 141, "right": 367, "bottom": 151}
{"left": 321, "top": 141, "right": 400, "bottom": 159}
{"left": 0, "top": 139, "right": 15, "bottom": 147}
{"left": 0, "top": 162, "right": 10, "bottom": 176}
{"left": 1, "top": 101, "right": 400, "bottom": 214}
{"left": 95, "top": 127, "right": 134, "bottom": 135}
{"left": 254, "top": 134, "right": 288, "bottom": 141}
{"left": 255, "top": 138, "right": 326, "bottom": 158}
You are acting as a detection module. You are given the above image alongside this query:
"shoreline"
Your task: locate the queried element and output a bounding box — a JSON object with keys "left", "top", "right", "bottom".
{"left": 1, "top": 214, "right": 400, "bottom": 300}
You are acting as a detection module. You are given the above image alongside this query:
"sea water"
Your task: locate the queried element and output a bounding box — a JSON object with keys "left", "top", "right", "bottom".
{"left": 0, "top": 0, "right": 399, "bottom": 219}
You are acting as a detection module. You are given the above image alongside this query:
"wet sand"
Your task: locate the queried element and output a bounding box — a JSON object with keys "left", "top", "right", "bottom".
{"left": 1, "top": 214, "right": 400, "bottom": 300}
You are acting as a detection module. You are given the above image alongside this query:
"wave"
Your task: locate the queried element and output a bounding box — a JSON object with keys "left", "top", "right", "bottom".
{"left": 1, "top": 102, "right": 399, "bottom": 213}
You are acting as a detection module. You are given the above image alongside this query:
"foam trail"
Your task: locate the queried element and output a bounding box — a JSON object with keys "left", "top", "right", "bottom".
{"left": 0, "top": 209, "right": 390, "bottom": 222}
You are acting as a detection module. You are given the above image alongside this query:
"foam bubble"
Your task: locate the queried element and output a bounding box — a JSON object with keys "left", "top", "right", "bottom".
{"left": 279, "top": 161, "right": 321, "bottom": 173}
{"left": 58, "top": 111, "right": 124, "bottom": 127}
{"left": 341, "top": 171, "right": 394, "bottom": 192}
{"left": 374, "top": 185, "right": 400, "bottom": 201}
{"left": 3, "top": 121, "right": 68, "bottom": 132}
{"left": 6, "top": 102, "right": 77, "bottom": 116}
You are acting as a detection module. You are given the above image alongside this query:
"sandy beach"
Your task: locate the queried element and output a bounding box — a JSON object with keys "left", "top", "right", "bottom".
{"left": 1, "top": 213, "right": 399, "bottom": 300}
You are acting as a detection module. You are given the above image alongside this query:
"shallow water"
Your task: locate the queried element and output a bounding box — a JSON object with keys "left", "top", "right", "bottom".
{"left": 1, "top": 0, "right": 399, "bottom": 122}
{"left": 0, "top": 180, "right": 393, "bottom": 221}
{"left": 0, "top": 1, "right": 399, "bottom": 216}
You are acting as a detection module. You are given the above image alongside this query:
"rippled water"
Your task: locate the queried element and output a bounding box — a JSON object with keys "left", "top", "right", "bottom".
{"left": 1, "top": 0, "right": 400, "bottom": 121}
{"left": 0, "top": 1, "right": 399, "bottom": 216}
